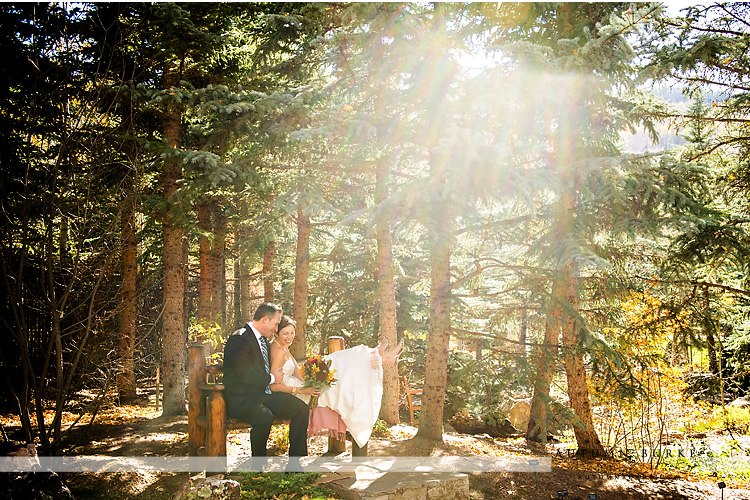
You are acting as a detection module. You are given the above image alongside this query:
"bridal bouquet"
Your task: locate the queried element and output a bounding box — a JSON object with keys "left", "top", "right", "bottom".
{"left": 301, "top": 356, "right": 336, "bottom": 408}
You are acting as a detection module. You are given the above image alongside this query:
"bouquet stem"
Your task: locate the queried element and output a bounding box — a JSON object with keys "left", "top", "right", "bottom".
{"left": 309, "top": 395, "right": 319, "bottom": 409}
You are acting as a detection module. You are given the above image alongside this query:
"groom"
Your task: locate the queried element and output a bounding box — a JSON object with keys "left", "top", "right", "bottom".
{"left": 224, "top": 302, "right": 310, "bottom": 460}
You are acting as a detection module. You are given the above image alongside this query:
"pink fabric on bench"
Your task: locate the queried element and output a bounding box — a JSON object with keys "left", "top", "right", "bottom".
{"left": 308, "top": 406, "right": 347, "bottom": 441}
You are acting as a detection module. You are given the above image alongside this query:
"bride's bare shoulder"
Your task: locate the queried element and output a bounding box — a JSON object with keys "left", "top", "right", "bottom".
{"left": 269, "top": 341, "right": 284, "bottom": 355}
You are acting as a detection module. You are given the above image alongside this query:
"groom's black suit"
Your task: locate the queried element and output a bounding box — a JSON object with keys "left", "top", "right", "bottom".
{"left": 223, "top": 323, "right": 309, "bottom": 457}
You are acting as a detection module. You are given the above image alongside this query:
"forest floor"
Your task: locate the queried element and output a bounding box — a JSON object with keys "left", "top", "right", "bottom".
{"left": 3, "top": 396, "right": 750, "bottom": 500}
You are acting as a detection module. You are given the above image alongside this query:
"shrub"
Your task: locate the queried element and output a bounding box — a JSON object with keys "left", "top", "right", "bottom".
{"left": 239, "top": 472, "right": 337, "bottom": 499}
{"left": 371, "top": 419, "right": 389, "bottom": 438}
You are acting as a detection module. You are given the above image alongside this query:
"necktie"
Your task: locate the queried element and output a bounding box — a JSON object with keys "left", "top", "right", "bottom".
{"left": 259, "top": 337, "right": 272, "bottom": 394}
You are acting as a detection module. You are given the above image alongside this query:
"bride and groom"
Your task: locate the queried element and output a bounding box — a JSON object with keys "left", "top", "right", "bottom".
{"left": 222, "top": 302, "right": 403, "bottom": 460}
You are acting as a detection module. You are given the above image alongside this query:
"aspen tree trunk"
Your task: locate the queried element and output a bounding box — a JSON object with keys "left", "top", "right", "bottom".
{"left": 370, "top": 44, "right": 400, "bottom": 422}
{"left": 263, "top": 240, "right": 275, "bottom": 303}
{"left": 527, "top": 317, "right": 559, "bottom": 443}
{"left": 161, "top": 67, "right": 187, "bottom": 416}
{"left": 197, "top": 202, "right": 213, "bottom": 325}
{"left": 233, "top": 249, "right": 241, "bottom": 329}
{"left": 117, "top": 192, "right": 138, "bottom": 403}
{"left": 375, "top": 166, "right": 400, "bottom": 424}
{"left": 291, "top": 211, "right": 310, "bottom": 359}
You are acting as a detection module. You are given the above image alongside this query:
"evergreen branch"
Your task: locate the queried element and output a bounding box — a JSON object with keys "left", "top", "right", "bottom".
{"left": 636, "top": 275, "right": 750, "bottom": 297}
{"left": 689, "top": 135, "right": 750, "bottom": 161}
{"left": 601, "top": 4, "right": 661, "bottom": 45}
{"left": 455, "top": 215, "right": 536, "bottom": 235}
{"left": 452, "top": 286, "right": 527, "bottom": 298}
{"left": 451, "top": 328, "right": 545, "bottom": 348}
{"left": 718, "top": 3, "right": 750, "bottom": 29}
{"left": 670, "top": 75, "right": 750, "bottom": 92}
{"left": 635, "top": 111, "right": 750, "bottom": 124}
{"left": 660, "top": 20, "right": 748, "bottom": 38}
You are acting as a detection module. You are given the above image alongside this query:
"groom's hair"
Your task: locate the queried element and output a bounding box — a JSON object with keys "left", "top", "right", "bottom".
{"left": 253, "top": 302, "right": 282, "bottom": 321}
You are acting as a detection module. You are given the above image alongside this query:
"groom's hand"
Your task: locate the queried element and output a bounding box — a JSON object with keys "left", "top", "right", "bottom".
{"left": 271, "top": 366, "right": 283, "bottom": 381}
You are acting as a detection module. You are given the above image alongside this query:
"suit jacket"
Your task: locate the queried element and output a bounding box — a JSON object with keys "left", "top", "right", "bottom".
{"left": 223, "top": 323, "right": 271, "bottom": 414}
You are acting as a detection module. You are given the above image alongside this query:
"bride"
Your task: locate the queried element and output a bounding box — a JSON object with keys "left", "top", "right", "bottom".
{"left": 269, "top": 315, "right": 403, "bottom": 448}
{"left": 268, "top": 316, "right": 320, "bottom": 404}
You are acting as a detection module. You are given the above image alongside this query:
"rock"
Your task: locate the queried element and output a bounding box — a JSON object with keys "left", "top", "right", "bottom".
{"left": 448, "top": 412, "right": 486, "bottom": 435}
{"left": 0, "top": 442, "right": 73, "bottom": 500}
{"left": 172, "top": 475, "right": 241, "bottom": 500}
{"left": 447, "top": 412, "right": 521, "bottom": 438}
{"left": 508, "top": 400, "right": 531, "bottom": 430}
{"left": 2, "top": 471, "right": 75, "bottom": 500}
{"left": 484, "top": 415, "right": 520, "bottom": 438}
{"left": 729, "top": 396, "right": 750, "bottom": 407}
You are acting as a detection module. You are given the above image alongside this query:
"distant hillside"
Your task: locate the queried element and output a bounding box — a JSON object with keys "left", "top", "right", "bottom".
{"left": 621, "top": 86, "right": 726, "bottom": 153}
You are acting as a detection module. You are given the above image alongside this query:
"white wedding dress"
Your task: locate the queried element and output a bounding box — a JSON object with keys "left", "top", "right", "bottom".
{"left": 319, "top": 345, "right": 383, "bottom": 448}
{"left": 281, "top": 356, "right": 310, "bottom": 404}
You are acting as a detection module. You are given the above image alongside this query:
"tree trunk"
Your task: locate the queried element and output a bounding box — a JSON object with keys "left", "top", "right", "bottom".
{"left": 59, "top": 217, "right": 69, "bottom": 267}
{"left": 263, "top": 239, "right": 275, "bottom": 303}
{"left": 527, "top": 315, "right": 558, "bottom": 443}
{"left": 559, "top": 264, "right": 605, "bottom": 457}
{"left": 117, "top": 193, "right": 138, "bottom": 403}
{"left": 416, "top": 229, "right": 451, "bottom": 441}
{"left": 210, "top": 202, "right": 226, "bottom": 330}
{"left": 375, "top": 166, "right": 400, "bottom": 424}
{"left": 556, "top": 177, "right": 605, "bottom": 457}
{"left": 160, "top": 67, "right": 186, "bottom": 416}
{"left": 197, "top": 202, "right": 213, "bottom": 325}
{"left": 291, "top": 211, "right": 310, "bottom": 359}
{"left": 237, "top": 227, "right": 253, "bottom": 323}
{"left": 233, "top": 246, "right": 241, "bottom": 329}
{"left": 551, "top": 73, "right": 606, "bottom": 456}
{"left": 416, "top": 150, "right": 452, "bottom": 442}
{"left": 704, "top": 285, "right": 718, "bottom": 374}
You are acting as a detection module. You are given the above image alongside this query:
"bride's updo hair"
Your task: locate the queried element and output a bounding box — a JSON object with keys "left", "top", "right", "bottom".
{"left": 277, "top": 315, "right": 296, "bottom": 334}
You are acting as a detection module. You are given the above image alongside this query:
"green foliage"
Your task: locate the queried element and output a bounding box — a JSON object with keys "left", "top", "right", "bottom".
{"left": 659, "top": 438, "right": 750, "bottom": 483}
{"left": 188, "top": 319, "right": 223, "bottom": 362}
{"left": 445, "top": 350, "right": 520, "bottom": 418}
{"left": 238, "top": 472, "right": 337, "bottom": 500}
{"left": 688, "top": 406, "right": 750, "bottom": 436}
{"left": 371, "top": 419, "right": 389, "bottom": 438}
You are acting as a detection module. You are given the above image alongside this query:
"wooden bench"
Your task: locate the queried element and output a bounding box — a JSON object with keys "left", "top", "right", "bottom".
{"left": 188, "top": 337, "right": 366, "bottom": 457}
